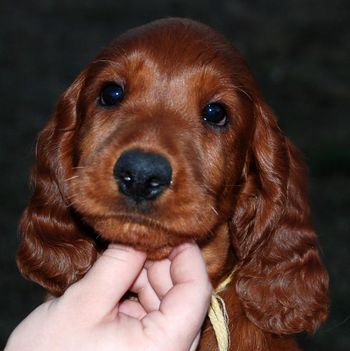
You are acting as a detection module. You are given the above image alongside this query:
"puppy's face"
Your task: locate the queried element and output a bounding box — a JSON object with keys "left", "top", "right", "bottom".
{"left": 69, "top": 21, "right": 254, "bottom": 258}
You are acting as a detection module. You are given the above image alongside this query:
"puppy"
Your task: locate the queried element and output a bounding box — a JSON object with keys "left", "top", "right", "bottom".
{"left": 17, "top": 18, "right": 328, "bottom": 350}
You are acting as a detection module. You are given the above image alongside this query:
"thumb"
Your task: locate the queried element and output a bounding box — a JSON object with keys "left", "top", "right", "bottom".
{"left": 72, "top": 244, "right": 146, "bottom": 314}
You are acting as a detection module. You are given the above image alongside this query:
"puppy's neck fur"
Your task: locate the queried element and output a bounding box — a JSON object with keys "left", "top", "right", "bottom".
{"left": 200, "top": 223, "right": 236, "bottom": 288}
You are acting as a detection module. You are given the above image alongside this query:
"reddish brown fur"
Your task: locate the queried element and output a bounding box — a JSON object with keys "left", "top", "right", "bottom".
{"left": 17, "top": 18, "right": 328, "bottom": 350}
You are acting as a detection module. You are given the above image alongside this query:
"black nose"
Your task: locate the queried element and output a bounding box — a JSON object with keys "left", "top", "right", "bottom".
{"left": 114, "top": 150, "right": 172, "bottom": 201}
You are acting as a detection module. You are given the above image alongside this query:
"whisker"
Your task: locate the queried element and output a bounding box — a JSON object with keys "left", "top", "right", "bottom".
{"left": 92, "top": 59, "right": 119, "bottom": 66}
{"left": 207, "top": 229, "right": 216, "bottom": 237}
{"left": 228, "top": 83, "right": 253, "bottom": 101}
{"left": 199, "top": 184, "right": 216, "bottom": 196}
{"left": 91, "top": 52, "right": 128, "bottom": 68}
{"left": 65, "top": 175, "right": 79, "bottom": 182}
{"left": 211, "top": 206, "right": 219, "bottom": 216}
{"left": 66, "top": 201, "right": 78, "bottom": 208}
{"left": 65, "top": 193, "right": 79, "bottom": 201}
{"left": 236, "top": 87, "right": 253, "bottom": 101}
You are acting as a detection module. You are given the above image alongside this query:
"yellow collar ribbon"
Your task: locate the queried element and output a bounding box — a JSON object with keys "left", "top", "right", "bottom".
{"left": 208, "top": 269, "right": 235, "bottom": 351}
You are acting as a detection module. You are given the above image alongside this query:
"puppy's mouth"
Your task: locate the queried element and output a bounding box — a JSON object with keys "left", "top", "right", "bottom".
{"left": 84, "top": 212, "right": 200, "bottom": 260}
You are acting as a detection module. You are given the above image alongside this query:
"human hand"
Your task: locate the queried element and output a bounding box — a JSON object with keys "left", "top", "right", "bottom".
{"left": 6, "top": 242, "right": 212, "bottom": 351}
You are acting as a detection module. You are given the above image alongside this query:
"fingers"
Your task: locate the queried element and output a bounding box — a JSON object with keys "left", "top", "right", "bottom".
{"left": 114, "top": 258, "right": 175, "bottom": 319}
{"left": 68, "top": 244, "right": 146, "bottom": 316}
{"left": 130, "top": 258, "right": 174, "bottom": 312}
{"left": 189, "top": 333, "right": 201, "bottom": 351}
{"left": 164, "top": 242, "right": 212, "bottom": 318}
{"left": 146, "top": 259, "right": 173, "bottom": 299}
{"left": 118, "top": 299, "right": 147, "bottom": 320}
{"left": 130, "top": 268, "right": 161, "bottom": 312}
{"left": 143, "top": 243, "right": 212, "bottom": 344}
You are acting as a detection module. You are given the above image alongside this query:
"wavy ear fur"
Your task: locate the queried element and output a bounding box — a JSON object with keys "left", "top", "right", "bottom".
{"left": 17, "top": 76, "right": 97, "bottom": 296}
{"left": 232, "top": 99, "right": 328, "bottom": 335}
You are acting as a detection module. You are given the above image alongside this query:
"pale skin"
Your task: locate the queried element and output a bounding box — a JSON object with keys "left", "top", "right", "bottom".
{"left": 5, "top": 242, "right": 212, "bottom": 351}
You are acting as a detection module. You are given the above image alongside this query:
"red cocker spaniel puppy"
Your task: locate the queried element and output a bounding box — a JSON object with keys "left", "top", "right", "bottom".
{"left": 17, "top": 18, "right": 328, "bottom": 350}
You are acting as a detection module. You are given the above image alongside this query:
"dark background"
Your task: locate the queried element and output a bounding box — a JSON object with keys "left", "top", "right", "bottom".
{"left": 1, "top": 0, "right": 349, "bottom": 349}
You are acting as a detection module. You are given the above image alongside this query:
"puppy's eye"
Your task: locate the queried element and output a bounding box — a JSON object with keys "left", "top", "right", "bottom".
{"left": 202, "top": 103, "right": 227, "bottom": 127}
{"left": 99, "top": 84, "right": 124, "bottom": 106}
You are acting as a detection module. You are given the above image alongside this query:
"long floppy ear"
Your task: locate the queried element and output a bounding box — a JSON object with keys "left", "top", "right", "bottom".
{"left": 232, "top": 99, "right": 328, "bottom": 335}
{"left": 17, "top": 75, "right": 97, "bottom": 296}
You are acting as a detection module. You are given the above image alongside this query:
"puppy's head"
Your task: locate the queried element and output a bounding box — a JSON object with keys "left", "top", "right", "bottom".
{"left": 68, "top": 19, "right": 256, "bottom": 258}
{"left": 18, "top": 18, "right": 328, "bottom": 335}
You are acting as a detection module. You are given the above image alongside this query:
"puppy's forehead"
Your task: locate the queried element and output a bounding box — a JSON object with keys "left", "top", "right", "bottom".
{"left": 84, "top": 18, "right": 255, "bottom": 105}
{"left": 99, "top": 18, "right": 234, "bottom": 76}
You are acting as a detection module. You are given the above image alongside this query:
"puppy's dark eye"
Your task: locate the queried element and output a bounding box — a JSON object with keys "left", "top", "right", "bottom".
{"left": 202, "top": 103, "right": 227, "bottom": 127}
{"left": 99, "top": 84, "right": 124, "bottom": 106}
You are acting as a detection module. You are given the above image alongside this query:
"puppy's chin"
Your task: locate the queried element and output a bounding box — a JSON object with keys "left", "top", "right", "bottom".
{"left": 142, "top": 246, "right": 174, "bottom": 260}
{"left": 85, "top": 216, "right": 195, "bottom": 260}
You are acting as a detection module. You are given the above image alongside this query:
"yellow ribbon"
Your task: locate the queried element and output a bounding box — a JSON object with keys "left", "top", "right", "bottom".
{"left": 208, "top": 269, "right": 235, "bottom": 351}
